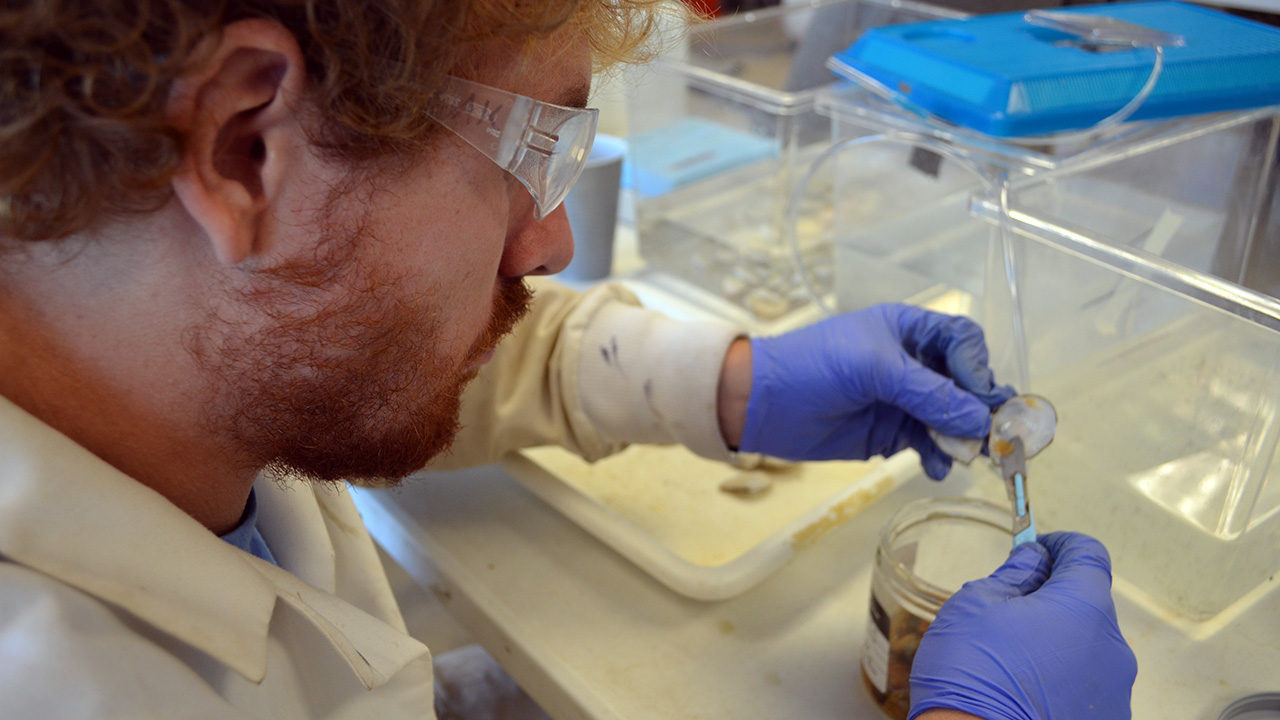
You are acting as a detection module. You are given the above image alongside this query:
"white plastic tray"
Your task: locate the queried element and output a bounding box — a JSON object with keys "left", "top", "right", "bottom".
{"left": 501, "top": 445, "right": 916, "bottom": 600}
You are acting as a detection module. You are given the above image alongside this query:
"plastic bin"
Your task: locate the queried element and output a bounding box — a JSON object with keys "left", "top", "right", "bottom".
{"left": 984, "top": 108, "right": 1280, "bottom": 626}
{"left": 815, "top": 87, "right": 1280, "bottom": 390}
{"left": 816, "top": 85, "right": 1280, "bottom": 625}
{"left": 624, "top": 0, "right": 963, "bottom": 330}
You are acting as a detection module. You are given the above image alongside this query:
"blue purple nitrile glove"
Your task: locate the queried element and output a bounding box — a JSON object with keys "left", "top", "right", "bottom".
{"left": 739, "top": 304, "right": 1015, "bottom": 479}
{"left": 909, "top": 531, "right": 1138, "bottom": 720}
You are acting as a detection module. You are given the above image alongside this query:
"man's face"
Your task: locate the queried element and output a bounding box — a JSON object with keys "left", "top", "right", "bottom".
{"left": 193, "top": 32, "right": 590, "bottom": 485}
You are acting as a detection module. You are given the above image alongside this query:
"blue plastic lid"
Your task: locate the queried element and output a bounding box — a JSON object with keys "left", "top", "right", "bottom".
{"left": 830, "top": 1, "right": 1280, "bottom": 137}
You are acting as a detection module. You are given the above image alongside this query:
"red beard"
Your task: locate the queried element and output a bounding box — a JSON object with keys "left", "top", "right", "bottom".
{"left": 193, "top": 258, "right": 532, "bottom": 486}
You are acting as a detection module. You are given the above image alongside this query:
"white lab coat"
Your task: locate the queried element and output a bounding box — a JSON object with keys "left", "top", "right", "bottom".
{"left": 0, "top": 280, "right": 740, "bottom": 719}
{"left": 0, "top": 396, "right": 436, "bottom": 718}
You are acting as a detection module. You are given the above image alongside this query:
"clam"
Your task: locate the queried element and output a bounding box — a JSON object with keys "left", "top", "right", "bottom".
{"left": 719, "top": 471, "right": 773, "bottom": 497}
{"left": 930, "top": 394, "right": 1057, "bottom": 464}
{"left": 927, "top": 430, "right": 983, "bottom": 465}
{"left": 988, "top": 394, "right": 1057, "bottom": 460}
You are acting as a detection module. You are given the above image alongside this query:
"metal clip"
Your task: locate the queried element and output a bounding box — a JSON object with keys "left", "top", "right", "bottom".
{"left": 1025, "top": 9, "right": 1186, "bottom": 49}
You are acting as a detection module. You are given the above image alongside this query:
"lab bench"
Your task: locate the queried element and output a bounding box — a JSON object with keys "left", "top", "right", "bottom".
{"left": 352, "top": 455, "right": 1280, "bottom": 720}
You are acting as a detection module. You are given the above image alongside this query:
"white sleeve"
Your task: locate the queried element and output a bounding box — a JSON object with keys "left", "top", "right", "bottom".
{"left": 571, "top": 293, "right": 743, "bottom": 463}
{"left": 435, "top": 279, "right": 744, "bottom": 470}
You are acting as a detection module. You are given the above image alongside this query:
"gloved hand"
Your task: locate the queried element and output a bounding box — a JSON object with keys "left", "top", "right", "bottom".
{"left": 739, "top": 304, "right": 1014, "bottom": 479}
{"left": 909, "top": 531, "right": 1138, "bottom": 720}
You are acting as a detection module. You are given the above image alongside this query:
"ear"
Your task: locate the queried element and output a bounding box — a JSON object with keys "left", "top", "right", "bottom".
{"left": 168, "top": 19, "right": 308, "bottom": 266}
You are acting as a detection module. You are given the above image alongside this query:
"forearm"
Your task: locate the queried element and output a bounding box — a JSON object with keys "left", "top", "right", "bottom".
{"left": 916, "top": 711, "right": 983, "bottom": 720}
{"left": 716, "top": 337, "right": 752, "bottom": 450}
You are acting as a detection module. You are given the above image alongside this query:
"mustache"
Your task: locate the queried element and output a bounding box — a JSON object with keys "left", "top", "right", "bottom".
{"left": 467, "top": 277, "right": 534, "bottom": 362}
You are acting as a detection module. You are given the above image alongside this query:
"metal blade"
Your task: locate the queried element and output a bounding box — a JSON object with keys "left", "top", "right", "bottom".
{"left": 999, "top": 437, "right": 1036, "bottom": 547}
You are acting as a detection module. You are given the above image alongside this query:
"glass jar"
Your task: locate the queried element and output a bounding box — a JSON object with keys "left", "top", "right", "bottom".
{"left": 861, "top": 498, "right": 1015, "bottom": 720}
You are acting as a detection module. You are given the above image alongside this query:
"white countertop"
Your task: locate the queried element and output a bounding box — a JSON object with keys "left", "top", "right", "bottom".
{"left": 353, "top": 460, "right": 1280, "bottom": 720}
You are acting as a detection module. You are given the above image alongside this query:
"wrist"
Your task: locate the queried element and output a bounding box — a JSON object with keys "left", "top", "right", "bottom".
{"left": 716, "top": 337, "right": 752, "bottom": 449}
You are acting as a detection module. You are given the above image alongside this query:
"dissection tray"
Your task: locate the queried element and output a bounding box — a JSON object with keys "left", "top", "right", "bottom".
{"left": 501, "top": 445, "right": 916, "bottom": 600}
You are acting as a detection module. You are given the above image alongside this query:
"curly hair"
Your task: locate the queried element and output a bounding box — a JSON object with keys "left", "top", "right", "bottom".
{"left": 0, "top": 0, "right": 673, "bottom": 242}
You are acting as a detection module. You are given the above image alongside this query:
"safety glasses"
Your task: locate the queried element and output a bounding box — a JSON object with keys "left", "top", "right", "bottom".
{"left": 426, "top": 75, "right": 599, "bottom": 221}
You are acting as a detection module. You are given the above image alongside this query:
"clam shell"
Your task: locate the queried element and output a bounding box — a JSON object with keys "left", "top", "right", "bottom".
{"left": 719, "top": 472, "right": 773, "bottom": 497}
{"left": 989, "top": 394, "right": 1057, "bottom": 460}
{"left": 928, "top": 429, "right": 983, "bottom": 464}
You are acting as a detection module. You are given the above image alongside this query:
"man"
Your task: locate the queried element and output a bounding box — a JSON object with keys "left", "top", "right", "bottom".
{"left": 0, "top": 1, "right": 1135, "bottom": 718}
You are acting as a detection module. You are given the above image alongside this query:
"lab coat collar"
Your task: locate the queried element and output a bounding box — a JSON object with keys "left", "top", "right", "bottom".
{"left": 0, "top": 396, "right": 428, "bottom": 688}
{"left": 254, "top": 473, "right": 337, "bottom": 594}
{"left": 0, "top": 395, "right": 277, "bottom": 682}
{"left": 244, "top": 553, "right": 432, "bottom": 690}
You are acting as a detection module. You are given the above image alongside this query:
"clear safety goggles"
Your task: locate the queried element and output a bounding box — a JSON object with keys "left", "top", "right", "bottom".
{"left": 426, "top": 75, "right": 599, "bottom": 221}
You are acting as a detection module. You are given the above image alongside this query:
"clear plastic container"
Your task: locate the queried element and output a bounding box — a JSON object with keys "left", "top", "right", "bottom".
{"left": 623, "top": 0, "right": 962, "bottom": 330}
{"left": 805, "top": 90, "right": 1280, "bottom": 389}
{"left": 862, "top": 498, "right": 1013, "bottom": 720}
{"left": 991, "top": 108, "right": 1280, "bottom": 308}
{"left": 978, "top": 159, "right": 1280, "bottom": 625}
{"left": 814, "top": 91, "right": 1280, "bottom": 367}
{"left": 812, "top": 78, "right": 1280, "bottom": 627}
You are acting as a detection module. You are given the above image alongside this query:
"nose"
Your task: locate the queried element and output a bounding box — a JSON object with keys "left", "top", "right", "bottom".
{"left": 497, "top": 196, "right": 575, "bottom": 278}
